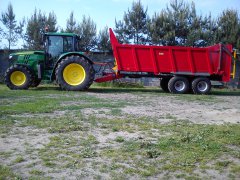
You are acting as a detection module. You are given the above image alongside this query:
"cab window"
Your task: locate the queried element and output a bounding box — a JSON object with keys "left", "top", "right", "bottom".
{"left": 48, "top": 36, "right": 63, "bottom": 58}
{"left": 63, "top": 37, "right": 73, "bottom": 52}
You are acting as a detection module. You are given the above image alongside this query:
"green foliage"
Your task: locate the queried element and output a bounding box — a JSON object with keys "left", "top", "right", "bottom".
{"left": 115, "top": 136, "right": 125, "bottom": 143}
{"left": 13, "top": 156, "right": 25, "bottom": 163}
{"left": 1, "top": 0, "right": 240, "bottom": 51}
{"left": 25, "top": 9, "right": 58, "bottom": 50}
{"left": 115, "top": 0, "right": 150, "bottom": 44}
{"left": 97, "top": 26, "right": 112, "bottom": 52}
{"left": 148, "top": 0, "right": 218, "bottom": 47}
{"left": 216, "top": 9, "right": 240, "bottom": 49}
{"left": 76, "top": 15, "right": 97, "bottom": 51}
{"left": 0, "top": 165, "right": 20, "bottom": 179}
{"left": 65, "top": 11, "right": 78, "bottom": 33}
{"left": 0, "top": 3, "right": 22, "bottom": 50}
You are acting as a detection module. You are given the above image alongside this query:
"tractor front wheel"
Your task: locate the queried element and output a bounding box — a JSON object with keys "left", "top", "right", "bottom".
{"left": 5, "top": 65, "right": 33, "bottom": 90}
{"left": 55, "top": 56, "right": 94, "bottom": 91}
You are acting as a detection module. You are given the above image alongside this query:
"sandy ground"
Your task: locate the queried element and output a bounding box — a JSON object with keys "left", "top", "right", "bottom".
{"left": 87, "top": 92, "right": 240, "bottom": 125}
{"left": 1, "top": 90, "right": 240, "bottom": 179}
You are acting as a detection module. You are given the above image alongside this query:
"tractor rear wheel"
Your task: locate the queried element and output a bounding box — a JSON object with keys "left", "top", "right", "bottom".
{"left": 55, "top": 56, "right": 94, "bottom": 91}
{"left": 168, "top": 76, "right": 189, "bottom": 94}
{"left": 192, "top": 77, "right": 211, "bottom": 94}
{"left": 160, "top": 77, "right": 170, "bottom": 92}
{"left": 5, "top": 65, "right": 33, "bottom": 90}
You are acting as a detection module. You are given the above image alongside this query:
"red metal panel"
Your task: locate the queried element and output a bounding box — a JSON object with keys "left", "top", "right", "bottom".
{"left": 172, "top": 49, "right": 191, "bottom": 72}
{"left": 135, "top": 48, "right": 153, "bottom": 72}
{"left": 154, "top": 48, "right": 172, "bottom": 73}
{"left": 221, "top": 44, "right": 232, "bottom": 82}
{"left": 150, "top": 48, "right": 158, "bottom": 75}
{"left": 169, "top": 48, "right": 176, "bottom": 73}
{"left": 187, "top": 49, "right": 194, "bottom": 73}
{"left": 109, "top": 28, "right": 232, "bottom": 82}
{"left": 117, "top": 47, "right": 136, "bottom": 71}
{"left": 132, "top": 47, "right": 140, "bottom": 71}
{"left": 191, "top": 49, "right": 209, "bottom": 73}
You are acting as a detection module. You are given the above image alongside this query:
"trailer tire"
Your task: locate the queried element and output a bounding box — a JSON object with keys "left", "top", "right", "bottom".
{"left": 192, "top": 77, "right": 211, "bottom": 94}
{"left": 55, "top": 56, "right": 94, "bottom": 91}
{"left": 160, "top": 78, "right": 170, "bottom": 92}
{"left": 168, "top": 76, "right": 189, "bottom": 94}
{"left": 5, "top": 65, "right": 33, "bottom": 90}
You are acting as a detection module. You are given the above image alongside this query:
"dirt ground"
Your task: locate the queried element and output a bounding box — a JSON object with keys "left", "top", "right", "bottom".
{"left": 1, "top": 87, "right": 240, "bottom": 179}
{"left": 86, "top": 91, "right": 240, "bottom": 125}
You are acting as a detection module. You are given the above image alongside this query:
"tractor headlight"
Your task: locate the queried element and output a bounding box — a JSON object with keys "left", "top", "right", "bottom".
{"left": 9, "top": 55, "right": 13, "bottom": 60}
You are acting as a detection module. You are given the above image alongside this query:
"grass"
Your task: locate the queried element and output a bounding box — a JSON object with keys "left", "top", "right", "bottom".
{"left": 0, "top": 165, "right": 21, "bottom": 179}
{"left": 0, "top": 84, "right": 240, "bottom": 179}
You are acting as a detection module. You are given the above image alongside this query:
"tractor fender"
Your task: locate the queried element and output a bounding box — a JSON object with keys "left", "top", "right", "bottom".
{"left": 11, "top": 63, "right": 34, "bottom": 75}
{"left": 50, "top": 52, "right": 94, "bottom": 81}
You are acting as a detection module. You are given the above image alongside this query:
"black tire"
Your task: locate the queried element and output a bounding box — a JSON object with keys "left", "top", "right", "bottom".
{"left": 31, "top": 78, "right": 41, "bottom": 87}
{"left": 168, "top": 76, "right": 189, "bottom": 94}
{"left": 5, "top": 65, "right": 33, "bottom": 90}
{"left": 55, "top": 56, "right": 94, "bottom": 91}
{"left": 192, "top": 77, "right": 211, "bottom": 94}
{"left": 160, "top": 77, "right": 170, "bottom": 92}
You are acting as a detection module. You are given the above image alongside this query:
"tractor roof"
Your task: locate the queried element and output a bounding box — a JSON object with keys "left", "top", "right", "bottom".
{"left": 45, "top": 32, "right": 79, "bottom": 37}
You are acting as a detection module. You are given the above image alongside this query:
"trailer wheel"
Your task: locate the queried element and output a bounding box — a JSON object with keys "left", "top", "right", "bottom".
{"left": 168, "top": 76, "right": 189, "bottom": 94}
{"left": 55, "top": 56, "right": 94, "bottom": 91}
{"left": 5, "top": 65, "right": 33, "bottom": 90}
{"left": 192, "top": 77, "right": 211, "bottom": 94}
{"left": 160, "top": 78, "right": 170, "bottom": 92}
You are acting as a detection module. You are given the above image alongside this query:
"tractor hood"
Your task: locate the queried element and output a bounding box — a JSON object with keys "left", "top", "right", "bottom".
{"left": 9, "top": 51, "right": 44, "bottom": 58}
{"left": 9, "top": 51, "right": 45, "bottom": 62}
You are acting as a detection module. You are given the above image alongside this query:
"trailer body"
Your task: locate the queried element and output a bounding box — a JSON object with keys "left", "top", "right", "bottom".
{"left": 105, "top": 28, "right": 233, "bottom": 94}
{"left": 110, "top": 29, "right": 232, "bottom": 82}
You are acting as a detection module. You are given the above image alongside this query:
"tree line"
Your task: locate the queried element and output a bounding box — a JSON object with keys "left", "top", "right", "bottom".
{"left": 0, "top": 0, "right": 240, "bottom": 51}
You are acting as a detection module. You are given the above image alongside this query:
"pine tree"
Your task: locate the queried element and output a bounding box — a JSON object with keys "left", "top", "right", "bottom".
{"left": 65, "top": 11, "right": 78, "bottom": 33}
{"left": 115, "top": 0, "right": 150, "bottom": 44}
{"left": 97, "top": 26, "right": 111, "bottom": 52}
{"left": 217, "top": 9, "right": 240, "bottom": 48}
{"left": 1, "top": 3, "right": 19, "bottom": 50}
{"left": 77, "top": 15, "right": 97, "bottom": 51}
{"left": 149, "top": 0, "right": 217, "bottom": 47}
{"left": 25, "top": 9, "right": 58, "bottom": 50}
{"left": 199, "top": 14, "right": 218, "bottom": 47}
{"left": 149, "top": 0, "right": 191, "bottom": 46}
{"left": 46, "top": 12, "right": 58, "bottom": 32}
{"left": 148, "top": 11, "right": 170, "bottom": 45}
{"left": 16, "top": 18, "right": 26, "bottom": 49}
{"left": 0, "top": 27, "right": 2, "bottom": 45}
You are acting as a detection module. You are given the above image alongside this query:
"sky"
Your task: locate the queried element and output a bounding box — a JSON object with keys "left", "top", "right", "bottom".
{"left": 0, "top": 0, "right": 239, "bottom": 48}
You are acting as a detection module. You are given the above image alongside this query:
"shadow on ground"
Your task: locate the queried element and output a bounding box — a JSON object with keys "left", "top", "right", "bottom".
{"left": 32, "top": 85, "right": 240, "bottom": 96}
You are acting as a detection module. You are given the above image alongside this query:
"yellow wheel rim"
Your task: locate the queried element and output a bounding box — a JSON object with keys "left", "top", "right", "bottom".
{"left": 10, "top": 71, "right": 26, "bottom": 86}
{"left": 63, "top": 63, "right": 86, "bottom": 86}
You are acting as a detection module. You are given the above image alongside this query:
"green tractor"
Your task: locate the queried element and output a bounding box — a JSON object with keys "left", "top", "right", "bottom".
{"left": 5, "top": 32, "right": 95, "bottom": 90}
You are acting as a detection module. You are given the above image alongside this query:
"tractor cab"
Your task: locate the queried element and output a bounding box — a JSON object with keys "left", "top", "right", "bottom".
{"left": 43, "top": 32, "right": 81, "bottom": 69}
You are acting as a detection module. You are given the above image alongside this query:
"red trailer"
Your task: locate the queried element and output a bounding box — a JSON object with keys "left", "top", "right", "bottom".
{"left": 95, "top": 28, "right": 234, "bottom": 94}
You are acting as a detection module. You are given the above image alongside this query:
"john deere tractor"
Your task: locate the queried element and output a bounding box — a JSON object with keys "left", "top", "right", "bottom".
{"left": 5, "top": 32, "right": 95, "bottom": 91}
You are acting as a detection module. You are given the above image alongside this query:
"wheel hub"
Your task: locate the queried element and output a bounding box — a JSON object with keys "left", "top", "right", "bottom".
{"left": 63, "top": 63, "right": 86, "bottom": 86}
{"left": 174, "top": 81, "right": 185, "bottom": 92}
{"left": 197, "top": 81, "right": 208, "bottom": 92}
{"left": 10, "top": 71, "right": 26, "bottom": 86}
